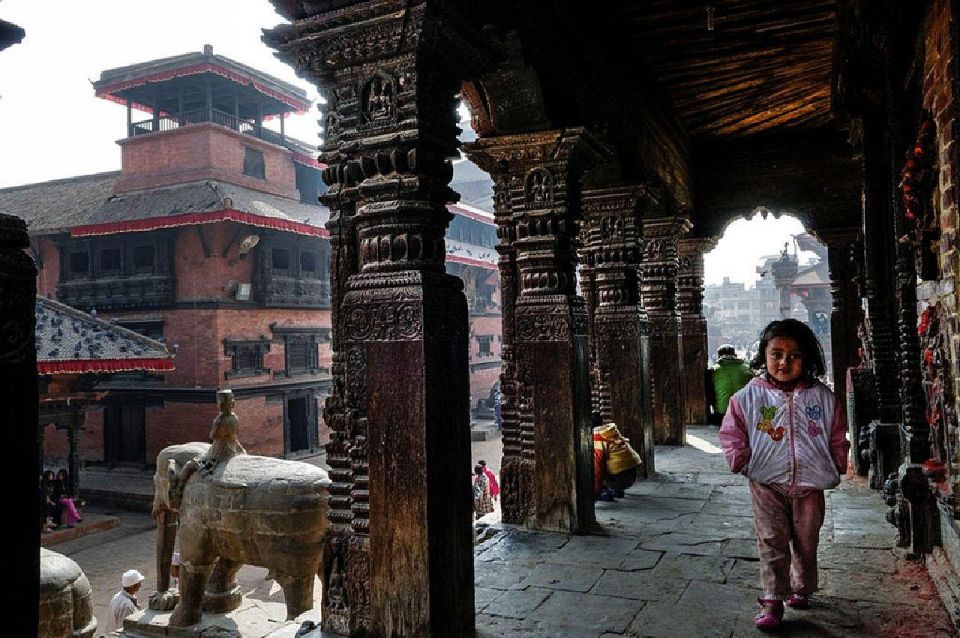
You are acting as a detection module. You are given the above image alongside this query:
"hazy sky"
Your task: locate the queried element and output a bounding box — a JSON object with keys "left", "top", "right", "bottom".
{"left": 0, "top": 0, "right": 319, "bottom": 188}
{"left": 0, "top": 1, "right": 815, "bottom": 286}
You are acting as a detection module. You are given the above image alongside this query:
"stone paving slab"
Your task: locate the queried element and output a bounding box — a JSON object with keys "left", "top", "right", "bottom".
{"left": 472, "top": 426, "right": 955, "bottom": 637}
{"left": 528, "top": 590, "right": 645, "bottom": 633}
{"left": 590, "top": 571, "right": 687, "bottom": 602}
{"left": 483, "top": 587, "right": 552, "bottom": 618}
{"left": 525, "top": 563, "right": 604, "bottom": 592}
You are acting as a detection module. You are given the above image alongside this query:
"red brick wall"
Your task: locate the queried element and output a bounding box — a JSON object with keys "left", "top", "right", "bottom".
{"left": 925, "top": 0, "right": 959, "bottom": 243}
{"left": 144, "top": 401, "right": 217, "bottom": 461}
{"left": 162, "top": 309, "right": 221, "bottom": 387}
{"left": 33, "top": 235, "right": 59, "bottom": 298}
{"left": 81, "top": 408, "right": 105, "bottom": 462}
{"left": 41, "top": 423, "right": 69, "bottom": 467}
{"left": 115, "top": 124, "right": 298, "bottom": 198}
{"left": 216, "top": 308, "right": 332, "bottom": 386}
{"left": 174, "top": 223, "right": 256, "bottom": 301}
{"left": 468, "top": 313, "right": 502, "bottom": 408}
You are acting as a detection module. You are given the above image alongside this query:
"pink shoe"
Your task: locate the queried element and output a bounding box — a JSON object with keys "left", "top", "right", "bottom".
{"left": 785, "top": 593, "right": 810, "bottom": 609}
{"left": 754, "top": 598, "right": 784, "bottom": 630}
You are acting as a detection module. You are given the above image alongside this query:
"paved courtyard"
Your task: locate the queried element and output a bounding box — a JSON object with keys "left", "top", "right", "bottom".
{"left": 55, "top": 427, "right": 955, "bottom": 636}
{"left": 473, "top": 427, "right": 956, "bottom": 637}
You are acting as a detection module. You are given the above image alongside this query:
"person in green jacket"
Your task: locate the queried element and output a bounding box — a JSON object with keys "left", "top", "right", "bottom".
{"left": 709, "top": 344, "right": 754, "bottom": 425}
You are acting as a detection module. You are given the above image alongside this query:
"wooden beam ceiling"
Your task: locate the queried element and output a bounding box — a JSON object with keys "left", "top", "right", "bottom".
{"left": 612, "top": 0, "right": 836, "bottom": 140}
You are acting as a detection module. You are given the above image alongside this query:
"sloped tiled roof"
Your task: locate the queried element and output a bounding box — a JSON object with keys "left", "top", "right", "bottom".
{"left": 0, "top": 174, "right": 330, "bottom": 237}
{"left": 36, "top": 297, "right": 173, "bottom": 375}
{"left": 0, "top": 172, "right": 120, "bottom": 234}
{"left": 446, "top": 238, "right": 497, "bottom": 270}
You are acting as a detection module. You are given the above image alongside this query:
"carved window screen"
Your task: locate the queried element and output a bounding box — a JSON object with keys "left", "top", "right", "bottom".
{"left": 132, "top": 245, "right": 155, "bottom": 272}
{"left": 477, "top": 335, "right": 493, "bottom": 357}
{"left": 69, "top": 251, "right": 89, "bottom": 276}
{"left": 224, "top": 339, "right": 270, "bottom": 379}
{"left": 272, "top": 248, "right": 291, "bottom": 271}
{"left": 100, "top": 248, "right": 122, "bottom": 275}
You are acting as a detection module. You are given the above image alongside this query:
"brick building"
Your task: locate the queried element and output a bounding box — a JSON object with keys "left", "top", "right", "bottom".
{"left": 1, "top": 46, "right": 503, "bottom": 473}
{"left": 3, "top": 47, "right": 335, "bottom": 469}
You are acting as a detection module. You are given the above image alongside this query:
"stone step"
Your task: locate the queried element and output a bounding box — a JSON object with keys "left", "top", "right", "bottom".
{"left": 40, "top": 513, "right": 119, "bottom": 547}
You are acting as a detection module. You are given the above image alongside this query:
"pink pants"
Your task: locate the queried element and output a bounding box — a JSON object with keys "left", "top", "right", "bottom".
{"left": 59, "top": 496, "right": 81, "bottom": 526}
{"left": 749, "top": 481, "right": 826, "bottom": 598}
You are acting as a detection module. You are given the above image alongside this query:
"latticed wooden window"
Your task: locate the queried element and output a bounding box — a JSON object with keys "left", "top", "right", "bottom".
{"left": 477, "top": 335, "right": 493, "bottom": 357}
{"left": 287, "top": 338, "right": 310, "bottom": 371}
{"left": 224, "top": 339, "right": 269, "bottom": 378}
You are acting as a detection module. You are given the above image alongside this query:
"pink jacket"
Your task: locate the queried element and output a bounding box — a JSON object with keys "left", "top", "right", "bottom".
{"left": 719, "top": 376, "right": 850, "bottom": 491}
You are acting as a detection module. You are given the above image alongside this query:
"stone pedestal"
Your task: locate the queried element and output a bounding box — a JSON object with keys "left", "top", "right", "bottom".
{"left": 123, "top": 587, "right": 322, "bottom": 638}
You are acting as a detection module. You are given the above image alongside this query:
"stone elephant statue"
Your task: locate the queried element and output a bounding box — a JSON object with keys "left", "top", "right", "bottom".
{"left": 151, "top": 441, "right": 211, "bottom": 595}
{"left": 39, "top": 549, "right": 97, "bottom": 638}
{"left": 151, "top": 443, "right": 331, "bottom": 627}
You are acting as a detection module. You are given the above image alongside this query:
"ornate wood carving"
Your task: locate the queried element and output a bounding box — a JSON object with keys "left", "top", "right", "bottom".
{"left": 465, "top": 128, "right": 606, "bottom": 533}
{"left": 266, "top": 3, "right": 492, "bottom": 635}
{"left": 677, "top": 237, "right": 715, "bottom": 426}
{"left": 641, "top": 213, "right": 692, "bottom": 444}
{"left": 580, "top": 185, "right": 656, "bottom": 475}
{"left": 820, "top": 228, "right": 863, "bottom": 413}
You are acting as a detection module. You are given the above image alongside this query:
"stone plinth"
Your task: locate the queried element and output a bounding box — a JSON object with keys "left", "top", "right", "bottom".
{"left": 123, "top": 586, "right": 321, "bottom": 638}
{"left": 40, "top": 549, "right": 97, "bottom": 638}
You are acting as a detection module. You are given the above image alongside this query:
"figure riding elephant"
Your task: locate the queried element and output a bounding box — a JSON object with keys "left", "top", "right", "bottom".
{"left": 151, "top": 446, "right": 331, "bottom": 626}
{"left": 148, "top": 390, "right": 330, "bottom": 627}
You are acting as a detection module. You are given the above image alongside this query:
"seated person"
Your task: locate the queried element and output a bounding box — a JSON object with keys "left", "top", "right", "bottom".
{"left": 592, "top": 413, "right": 642, "bottom": 501}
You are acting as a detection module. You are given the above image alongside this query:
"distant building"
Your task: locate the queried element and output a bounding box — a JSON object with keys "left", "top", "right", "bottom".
{"left": 704, "top": 237, "right": 831, "bottom": 365}
{"left": 1, "top": 47, "right": 502, "bottom": 478}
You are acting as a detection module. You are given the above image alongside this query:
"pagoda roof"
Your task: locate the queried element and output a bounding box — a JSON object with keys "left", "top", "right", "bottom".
{"left": 0, "top": 174, "right": 330, "bottom": 238}
{"left": 93, "top": 46, "right": 310, "bottom": 116}
{"left": 36, "top": 297, "right": 173, "bottom": 375}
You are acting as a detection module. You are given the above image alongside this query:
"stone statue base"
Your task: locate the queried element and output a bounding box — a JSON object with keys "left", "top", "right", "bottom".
{"left": 121, "top": 589, "right": 323, "bottom": 638}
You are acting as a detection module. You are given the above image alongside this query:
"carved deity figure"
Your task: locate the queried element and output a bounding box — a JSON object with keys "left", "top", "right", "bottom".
{"left": 527, "top": 170, "right": 552, "bottom": 206}
{"left": 366, "top": 76, "right": 393, "bottom": 120}
{"left": 203, "top": 389, "right": 246, "bottom": 463}
{"left": 177, "top": 390, "right": 246, "bottom": 488}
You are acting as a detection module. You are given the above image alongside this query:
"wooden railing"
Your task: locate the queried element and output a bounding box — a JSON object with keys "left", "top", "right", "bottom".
{"left": 129, "top": 108, "right": 286, "bottom": 147}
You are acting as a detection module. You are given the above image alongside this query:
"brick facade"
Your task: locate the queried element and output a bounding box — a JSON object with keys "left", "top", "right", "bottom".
{"left": 115, "top": 124, "right": 298, "bottom": 198}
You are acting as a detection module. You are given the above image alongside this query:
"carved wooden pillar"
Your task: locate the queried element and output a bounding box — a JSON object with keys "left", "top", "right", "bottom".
{"left": 678, "top": 237, "right": 716, "bottom": 426}
{"left": 861, "top": 112, "right": 903, "bottom": 427}
{"left": 68, "top": 409, "right": 83, "bottom": 497}
{"left": 580, "top": 186, "right": 655, "bottom": 476}
{"left": 641, "top": 214, "right": 692, "bottom": 445}
{"left": 466, "top": 129, "right": 600, "bottom": 532}
{"left": 821, "top": 229, "right": 863, "bottom": 412}
{"left": 268, "top": 5, "right": 488, "bottom": 634}
{"left": 0, "top": 213, "right": 39, "bottom": 634}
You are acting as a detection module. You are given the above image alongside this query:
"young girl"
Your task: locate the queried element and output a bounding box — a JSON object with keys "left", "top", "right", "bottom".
{"left": 719, "top": 319, "right": 850, "bottom": 630}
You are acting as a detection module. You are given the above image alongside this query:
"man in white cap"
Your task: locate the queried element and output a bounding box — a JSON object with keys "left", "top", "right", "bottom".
{"left": 104, "top": 569, "right": 144, "bottom": 634}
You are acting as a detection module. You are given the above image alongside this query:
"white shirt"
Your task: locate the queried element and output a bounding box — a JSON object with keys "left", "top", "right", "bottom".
{"left": 104, "top": 590, "right": 140, "bottom": 635}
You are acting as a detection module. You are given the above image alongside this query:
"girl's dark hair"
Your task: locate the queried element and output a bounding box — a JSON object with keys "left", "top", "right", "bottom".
{"left": 750, "top": 318, "right": 826, "bottom": 378}
{"left": 474, "top": 465, "right": 483, "bottom": 476}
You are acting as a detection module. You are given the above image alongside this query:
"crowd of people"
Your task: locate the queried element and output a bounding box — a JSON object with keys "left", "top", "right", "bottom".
{"left": 39, "top": 468, "right": 83, "bottom": 532}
